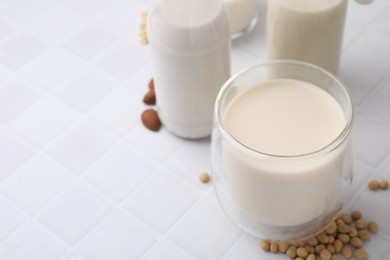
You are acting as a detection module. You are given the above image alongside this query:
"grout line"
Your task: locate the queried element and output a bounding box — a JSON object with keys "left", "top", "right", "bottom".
{"left": 219, "top": 232, "right": 247, "bottom": 260}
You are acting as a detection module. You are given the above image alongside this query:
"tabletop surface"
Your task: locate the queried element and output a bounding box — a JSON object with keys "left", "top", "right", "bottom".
{"left": 0, "top": 0, "right": 390, "bottom": 259}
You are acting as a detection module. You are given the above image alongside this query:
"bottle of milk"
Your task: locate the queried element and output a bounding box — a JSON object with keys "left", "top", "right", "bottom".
{"left": 148, "top": 0, "right": 231, "bottom": 139}
{"left": 266, "top": 0, "right": 348, "bottom": 75}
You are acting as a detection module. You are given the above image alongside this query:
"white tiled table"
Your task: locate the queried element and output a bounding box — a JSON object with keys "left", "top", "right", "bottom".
{"left": 0, "top": 0, "right": 390, "bottom": 259}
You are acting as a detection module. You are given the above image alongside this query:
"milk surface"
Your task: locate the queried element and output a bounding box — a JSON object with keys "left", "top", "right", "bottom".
{"left": 223, "top": 79, "right": 351, "bottom": 226}
{"left": 266, "top": 0, "right": 347, "bottom": 74}
{"left": 225, "top": 79, "right": 345, "bottom": 156}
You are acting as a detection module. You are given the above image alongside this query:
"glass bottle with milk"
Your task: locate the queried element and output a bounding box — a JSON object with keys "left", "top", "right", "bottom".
{"left": 211, "top": 61, "right": 354, "bottom": 240}
{"left": 224, "top": 0, "right": 259, "bottom": 39}
{"left": 266, "top": 0, "right": 348, "bottom": 75}
{"left": 147, "top": 0, "right": 231, "bottom": 139}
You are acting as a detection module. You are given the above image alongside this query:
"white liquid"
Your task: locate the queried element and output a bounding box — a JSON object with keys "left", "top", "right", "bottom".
{"left": 224, "top": 0, "right": 258, "bottom": 35}
{"left": 223, "top": 79, "right": 351, "bottom": 226}
{"left": 266, "top": 0, "right": 347, "bottom": 74}
{"left": 148, "top": 0, "right": 230, "bottom": 139}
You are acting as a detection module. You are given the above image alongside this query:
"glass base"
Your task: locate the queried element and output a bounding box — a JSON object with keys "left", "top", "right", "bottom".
{"left": 230, "top": 15, "right": 258, "bottom": 41}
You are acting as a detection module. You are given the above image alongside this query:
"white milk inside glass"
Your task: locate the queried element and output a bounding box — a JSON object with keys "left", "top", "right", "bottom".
{"left": 148, "top": 0, "right": 230, "bottom": 138}
{"left": 223, "top": 79, "right": 349, "bottom": 226}
{"left": 266, "top": 0, "right": 347, "bottom": 74}
{"left": 224, "top": 0, "right": 257, "bottom": 35}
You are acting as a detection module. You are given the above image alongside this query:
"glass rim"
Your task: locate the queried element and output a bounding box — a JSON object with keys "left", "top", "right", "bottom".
{"left": 214, "top": 59, "right": 354, "bottom": 159}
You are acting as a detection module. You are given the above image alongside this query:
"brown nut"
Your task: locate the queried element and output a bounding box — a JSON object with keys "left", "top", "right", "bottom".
{"left": 368, "top": 180, "right": 380, "bottom": 190}
{"left": 338, "top": 222, "right": 352, "bottom": 233}
{"left": 351, "top": 211, "right": 362, "bottom": 220}
{"left": 143, "top": 89, "right": 156, "bottom": 105}
{"left": 326, "top": 221, "right": 338, "bottom": 235}
{"left": 354, "top": 248, "right": 368, "bottom": 260}
{"left": 326, "top": 244, "right": 335, "bottom": 253}
{"left": 341, "top": 246, "right": 352, "bottom": 258}
{"left": 333, "top": 239, "right": 343, "bottom": 252}
{"left": 261, "top": 240, "right": 270, "bottom": 251}
{"left": 358, "top": 230, "right": 371, "bottom": 240}
{"left": 340, "top": 213, "right": 352, "bottom": 224}
{"left": 367, "top": 221, "right": 378, "bottom": 233}
{"left": 355, "top": 218, "right": 366, "bottom": 230}
{"left": 270, "top": 241, "right": 278, "bottom": 253}
{"left": 338, "top": 233, "right": 350, "bottom": 243}
{"left": 348, "top": 227, "right": 358, "bottom": 237}
{"left": 320, "top": 248, "right": 332, "bottom": 260}
{"left": 350, "top": 237, "right": 363, "bottom": 248}
{"left": 148, "top": 78, "right": 155, "bottom": 90}
{"left": 296, "top": 247, "right": 308, "bottom": 258}
{"left": 307, "top": 236, "right": 318, "bottom": 246}
{"left": 199, "top": 172, "right": 210, "bottom": 183}
{"left": 380, "top": 179, "right": 389, "bottom": 190}
{"left": 278, "top": 241, "right": 289, "bottom": 253}
{"left": 286, "top": 246, "right": 297, "bottom": 259}
{"left": 141, "top": 109, "right": 161, "bottom": 131}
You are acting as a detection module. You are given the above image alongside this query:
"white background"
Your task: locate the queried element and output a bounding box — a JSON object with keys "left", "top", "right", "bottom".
{"left": 0, "top": 0, "right": 390, "bottom": 259}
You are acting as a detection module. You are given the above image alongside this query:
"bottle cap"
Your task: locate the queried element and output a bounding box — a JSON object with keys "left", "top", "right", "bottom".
{"left": 148, "top": 0, "right": 230, "bottom": 55}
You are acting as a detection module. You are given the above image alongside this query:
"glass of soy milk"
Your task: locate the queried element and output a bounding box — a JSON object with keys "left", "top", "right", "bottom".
{"left": 211, "top": 60, "right": 354, "bottom": 240}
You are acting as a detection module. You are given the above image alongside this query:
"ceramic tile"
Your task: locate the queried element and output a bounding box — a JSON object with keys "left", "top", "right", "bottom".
{"left": 231, "top": 49, "right": 257, "bottom": 75}
{"left": 99, "top": 0, "right": 148, "bottom": 33}
{"left": 53, "top": 66, "right": 118, "bottom": 113}
{"left": 342, "top": 16, "right": 366, "bottom": 52}
{"left": 344, "top": 185, "right": 390, "bottom": 238}
{"left": 339, "top": 55, "right": 384, "bottom": 106}
{"left": 0, "top": 31, "right": 46, "bottom": 69}
{"left": 38, "top": 183, "right": 113, "bottom": 245}
{"left": 0, "top": 0, "right": 389, "bottom": 259}
{"left": 46, "top": 121, "right": 116, "bottom": 175}
{"left": 67, "top": 0, "right": 119, "bottom": 15}
{"left": 84, "top": 144, "right": 155, "bottom": 202}
{"left": 364, "top": 75, "right": 390, "bottom": 125}
{"left": 89, "top": 85, "right": 143, "bottom": 136}
{"left": 0, "top": 17, "right": 16, "bottom": 41}
{"left": 122, "top": 61, "right": 153, "bottom": 93}
{"left": 353, "top": 114, "right": 390, "bottom": 167}
{"left": 61, "top": 254, "right": 86, "bottom": 260}
{"left": 79, "top": 210, "right": 158, "bottom": 260}
{"left": 0, "top": 77, "right": 41, "bottom": 123}
{"left": 94, "top": 36, "right": 150, "bottom": 80}
{"left": 0, "top": 62, "right": 12, "bottom": 82}
{"left": 169, "top": 197, "right": 242, "bottom": 260}
{"left": 0, "top": 222, "right": 66, "bottom": 260}
{"left": 362, "top": 233, "right": 390, "bottom": 260}
{"left": 126, "top": 124, "right": 184, "bottom": 164}
{"left": 347, "top": 0, "right": 390, "bottom": 25}
{"left": 9, "top": 98, "right": 77, "bottom": 148}
{"left": 143, "top": 239, "right": 195, "bottom": 260}
{"left": 0, "top": 132, "right": 33, "bottom": 181}
{"left": 223, "top": 234, "right": 263, "bottom": 260}
{"left": 0, "top": 154, "right": 73, "bottom": 214}
{"left": 345, "top": 28, "right": 390, "bottom": 73}
{"left": 20, "top": 47, "right": 83, "bottom": 90}
{"left": 30, "top": 4, "right": 89, "bottom": 41}
{"left": 125, "top": 170, "right": 199, "bottom": 234}
{"left": 0, "top": 196, "right": 26, "bottom": 242}
{"left": 62, "top": 23, "right": 118, "bottom": 60}
{"left": 168, "top": 138, "right": 211, "bottom": 189}
{"left": 0, "top": 0, "right": 55, "bottom": 23}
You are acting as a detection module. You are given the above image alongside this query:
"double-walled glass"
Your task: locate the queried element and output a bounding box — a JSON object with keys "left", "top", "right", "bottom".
{"left": 211, "top": 60, "right": 354, "bottom": 240}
